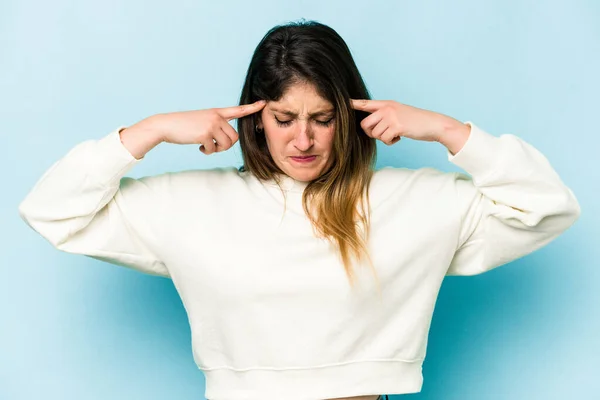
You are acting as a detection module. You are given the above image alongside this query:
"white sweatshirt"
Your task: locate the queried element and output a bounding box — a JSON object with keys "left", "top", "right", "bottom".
{"left": 18, "top": 121, "right": 580, "bottom": 400}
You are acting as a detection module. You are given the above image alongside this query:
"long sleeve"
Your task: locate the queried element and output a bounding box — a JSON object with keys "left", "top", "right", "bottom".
{"left": 18, "top": 127, "right": 171, "bottom": 278}
{"left": 445, "top": 122, "right": 581, "bottom": 276}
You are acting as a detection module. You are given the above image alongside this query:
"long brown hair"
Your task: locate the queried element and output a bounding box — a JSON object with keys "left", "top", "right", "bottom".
{"left": 237, "top": 20, "right": 379, "bottom": 290}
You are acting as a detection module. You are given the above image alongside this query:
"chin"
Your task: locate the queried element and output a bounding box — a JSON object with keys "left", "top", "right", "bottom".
{"left": 278, "top": 157, "right": 330, "bottom": 182}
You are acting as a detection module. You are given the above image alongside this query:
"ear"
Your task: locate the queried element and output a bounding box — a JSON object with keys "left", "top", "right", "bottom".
{"left": 256, "top": 114, "right": 264, "bottom": 130}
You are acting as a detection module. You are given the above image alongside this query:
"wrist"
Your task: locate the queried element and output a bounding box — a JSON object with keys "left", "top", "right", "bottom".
{"left": 142, "top": 114, "right": 168, "bottom": 144}
{"left": 437, "top": 119, "right": 471, "bottom": 156}
{"left": 119, "top": 115, "right": 164, "bottom": 159}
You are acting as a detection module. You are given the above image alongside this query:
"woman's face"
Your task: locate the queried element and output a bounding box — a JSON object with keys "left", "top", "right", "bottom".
{"left": 257, "top": 82, "right": 336, "bottom": 182}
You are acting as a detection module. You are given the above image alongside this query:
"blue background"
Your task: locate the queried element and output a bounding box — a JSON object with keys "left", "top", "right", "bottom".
{"left": 2, "top": 1, "right": 598, "bottom": 399}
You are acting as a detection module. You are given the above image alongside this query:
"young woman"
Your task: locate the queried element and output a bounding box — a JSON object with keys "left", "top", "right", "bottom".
{"left": 19, "top": 20, "right": 580, "bottom": 400}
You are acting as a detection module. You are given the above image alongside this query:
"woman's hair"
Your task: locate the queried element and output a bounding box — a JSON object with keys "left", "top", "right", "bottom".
{"left": 237, "top": 19, "right": 379, "bottom": 290}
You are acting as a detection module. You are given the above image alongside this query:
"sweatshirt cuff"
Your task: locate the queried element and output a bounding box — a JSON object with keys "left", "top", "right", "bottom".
{"left": 93, "top": 126, "right": 143, "bottom": 183}
{"left": 447, "top": 121, "right": 503, "bottom": 183}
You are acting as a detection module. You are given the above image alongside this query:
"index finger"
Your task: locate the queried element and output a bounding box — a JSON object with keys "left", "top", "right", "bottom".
{"left": 350, "top": 99, "right": 387, "bottom": 113}
{"left": 216, "top": 100, "right": 267, "bottom": 121}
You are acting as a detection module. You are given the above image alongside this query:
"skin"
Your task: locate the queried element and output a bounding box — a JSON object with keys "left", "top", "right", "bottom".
{"left": 256, "top": 82, "right": 337, "bottom": 182}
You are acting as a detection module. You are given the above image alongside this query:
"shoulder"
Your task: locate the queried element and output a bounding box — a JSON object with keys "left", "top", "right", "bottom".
{"left": 371, "top": 166, "right": 460, "bottom": 192}
{"left": 159, "top": 166, "right": 243, "bottom": 186}
{"left": 127, "top": 166, "right": 245, "bottom": 200}
{"left": 140, "top": 166, "right": 240, "bottom": 183}
{"left": 368, "top": 167, "right": 471, "bottom": 222}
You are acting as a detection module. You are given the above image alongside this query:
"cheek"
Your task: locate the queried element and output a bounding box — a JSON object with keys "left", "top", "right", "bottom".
{"left": 321, "top": 127, "right": 336, "bottom": 150}
{"left": 264, "top": 127, "right": 288, "bottom": 151}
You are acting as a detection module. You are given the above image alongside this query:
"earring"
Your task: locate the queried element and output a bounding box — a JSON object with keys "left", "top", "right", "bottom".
{"left": 256, "top": 125, "right": 263, "bottom": 133}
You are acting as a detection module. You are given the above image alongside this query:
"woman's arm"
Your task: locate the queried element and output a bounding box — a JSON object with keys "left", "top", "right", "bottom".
{"left": 18, "top": 118, "right": 172, "bottom": 278}
{"left": 119, "top": 115, "right": 164, "bottom": 159}
{"left": 445, "top": 122, "right": 580, "bottom": 275}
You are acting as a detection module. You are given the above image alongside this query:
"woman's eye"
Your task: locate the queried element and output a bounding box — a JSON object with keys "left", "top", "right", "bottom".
{"left": 275, "top": 118, "right": 292, "bottom": 127}
{"left": 317, "top": 118, "right": 334, "bottom": 127}
{"left": 274, "top": 118, "right": 334, "bottom": 127}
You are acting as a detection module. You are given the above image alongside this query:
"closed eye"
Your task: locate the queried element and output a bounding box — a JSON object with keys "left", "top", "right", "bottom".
{"left": 275, "top": 117, "right": 334, "bottom": 127}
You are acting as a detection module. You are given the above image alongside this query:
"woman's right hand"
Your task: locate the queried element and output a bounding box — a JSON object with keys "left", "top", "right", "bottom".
{"left": 155, "top": 100, "right": 267, "bottom": 155}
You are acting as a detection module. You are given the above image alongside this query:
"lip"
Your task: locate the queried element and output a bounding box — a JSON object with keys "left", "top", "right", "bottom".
{"left": 290, "top": 155, "right": 317, "bottom": 163}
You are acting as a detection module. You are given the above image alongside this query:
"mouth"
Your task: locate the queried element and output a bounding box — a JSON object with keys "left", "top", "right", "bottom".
{"left": 290, "top": 155, "right": 317, "bottom": 163}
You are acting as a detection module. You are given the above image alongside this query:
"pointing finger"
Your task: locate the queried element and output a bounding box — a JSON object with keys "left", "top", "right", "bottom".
{"left": 351, "top": 99, "right": 387, "bottom": 113}
{"left": 217, "top": 100, "right": 267, "bottom": 121}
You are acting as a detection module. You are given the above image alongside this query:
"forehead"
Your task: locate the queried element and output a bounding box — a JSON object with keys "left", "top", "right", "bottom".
{"left": 268, "top": 82, "right": 334, "bottom": 114}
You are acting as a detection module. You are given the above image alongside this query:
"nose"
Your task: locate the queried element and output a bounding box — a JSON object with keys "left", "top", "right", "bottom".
{"left": 293, "top": 121, "right": 313, "bottom": 152}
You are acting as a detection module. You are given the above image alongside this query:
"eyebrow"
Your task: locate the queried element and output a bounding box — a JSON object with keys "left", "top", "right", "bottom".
{"left": 270, "top": 107, "right": 335, "bottom": 117}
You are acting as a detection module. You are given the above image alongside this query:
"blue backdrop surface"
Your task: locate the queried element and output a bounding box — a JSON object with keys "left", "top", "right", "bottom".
{"left": 2, "top": 1, "right": 598, "bottom": 399}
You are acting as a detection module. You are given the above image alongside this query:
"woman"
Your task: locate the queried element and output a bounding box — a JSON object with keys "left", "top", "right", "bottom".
{"left": 18, "top": 20, "right": 580, "bottom": 400}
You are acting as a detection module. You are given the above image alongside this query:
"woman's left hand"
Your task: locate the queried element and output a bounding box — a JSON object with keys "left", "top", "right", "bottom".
{"left": 350, "top": 99, "right": 465, "bottom": 146}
